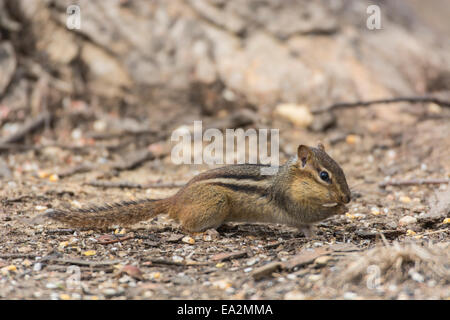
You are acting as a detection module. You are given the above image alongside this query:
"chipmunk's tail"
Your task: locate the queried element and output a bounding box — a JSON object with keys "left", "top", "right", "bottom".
{"left": 45, "top": 198, "right": 168, "bottom": 229}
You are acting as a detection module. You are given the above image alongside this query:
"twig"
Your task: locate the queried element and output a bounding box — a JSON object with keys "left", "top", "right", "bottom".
{"left": 86, "top": 129, "right": 157, "bottom": 140}
{"left": 113, "top": 150, "right": 155, "bottom": 171}
{"left": 86, "top": 180, "right": 184, "bottom": 189}
{"left": 0, "top": 253, "right": 38, "bottom": 259}
{"left": 211, "top": 251, "right": 247, "bottom": 262}
{"left": 419, "top": 229, "right": 449, "bottom": 236}
{"left": 143, "top": 182, "right": 185, "bottom": 188}
{"left": 379, "top": 179, "right": 450, "bottom": 188}
{"left": 312, "top": 96, "right": 450, "bottom": 114}
{"left": 58, "top": 164, "right": 96, "bottom": 178}
{"left": 44, "top": 258, "right": 122, "bottom": 267}
{"left": 45, "top": 229, "right": 75, "bottom": 234}
{"left": 97, "top": 234, "right": 134, "bottom": 245}
{"left": 0, "top": 142, "right": 105, "bottom": 152}
{"left": 86, "top": 181, "right": 146, "bottom": 189}
{"left": 144, "top": 258, "right": 209, "bottom": 266}
{"left": 0, "top": 111, "right": 51, "bottom": 145}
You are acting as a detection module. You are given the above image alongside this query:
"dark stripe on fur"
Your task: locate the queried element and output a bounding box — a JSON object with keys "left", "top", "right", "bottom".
{"left": 208, "top": 182, "right": 269, "bottom": 196}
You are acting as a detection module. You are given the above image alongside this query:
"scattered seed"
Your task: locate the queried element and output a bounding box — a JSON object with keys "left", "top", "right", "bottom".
{"left": 59, "top": 294, "right": 71, "bottom": 300}
{"left": 49, "top": 174, "right": 59, "bottom": 182}
{"left": 399, "top": 196, "right": 411, "bottom": 203}
{"left": 82, "top": 250, "right": 96, "bottom": 256}
{"left": 182, "top": 236, "right": 195, "bottom": 244}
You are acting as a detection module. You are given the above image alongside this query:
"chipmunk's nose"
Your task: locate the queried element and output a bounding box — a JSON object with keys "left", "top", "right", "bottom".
{"left": 341, "top": 194, "right": 351, "bottom": 204}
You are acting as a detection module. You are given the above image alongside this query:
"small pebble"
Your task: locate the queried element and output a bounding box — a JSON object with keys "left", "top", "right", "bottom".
{"left": 286, "top": 274, "right": 297, "bottom": 280}
{"left": 246, "top": 258, "right": 259, "bottom": 266}
{"left": 213, "top": 279, "right": 232, "bottom": 290}
{"left": 22, "top": 259, "right": 32, "bottom": 267}
{"left": 1, "top": 265, "right": 17, "bottom": 275}
{"left": 344, "top": 291, "right": 358, "bottom": 300}
{"left": 50, "top": 292, "right": 59, "bottom": 300}
{"left": 102, "top": 288, "right": 117, "bottom": 297}
{"left": 408, "top": 269, "right": 424, "bottom": 283}
{"left": 371, "top": 207, "right": 381, "bottom": 215}
{"left": 59, "top": 294, "right": 71, "bottom": 300}
{"left": 72, "top": 293, "right": 82, "bottom": 300}
{"left": 114, "top": 228, "right": 126, "bottom": 235}
{"left": 345, "top": 134, "right": 360, "bottom": 145}
{"left": 182, "top": 236, "right": 195, "bottom": 244}
{"left": 149, "top": 272, "right": 161, "bottom": 280}
{"left": 33, "top": 263, "right": 42, "bottom": 272}
{"left": 284, "top": 291, "right": 306, "bottom": 300}
{"left": 48, "top": 174, "right": 59, "bottom": 182}
{"left": 172, "top": 255, "right": 183, "bottom": 263}
{"left": 399, "top": 216, "right": 417, "bottom": 226}
{"left": 46, "top": 283, "right": 58, "bottom": 289}
{"left": 119, "top": 275, "right": 132, "bottom": 283}
{"left": 274, "top": 103, "right": 313, "bottom": 128}
{"left": 308, "top": 274, "right": 322, "bottom": 282}
{"left": 314, "top": 255, "right": 332, "bottom": 266}
{"left": 399, "top": 196, "right": 411, "bottom": 203}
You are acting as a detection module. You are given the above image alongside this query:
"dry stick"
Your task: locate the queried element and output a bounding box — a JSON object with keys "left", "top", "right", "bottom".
{"left": 0, "top": 253, "right": 38, "bottom": 259}
{"left": 45, "top": 228, "right": 75, "bottom": 234}
{"left": 312, "top": 96, "right": 450, "bottom": 114}
{"left": 113, "top": 150, "right": 155, "bottom": 171}
{"left": 86, "top": 180, "right": 185, "bottom": 189}
{"left": 420, "top": 229, "right": 449, "bottom": 236}
{"left": 0, "top": 142, "right": 111, "bottom": 152}
{"left": 86, "top": 181, "right": 144, "bottom": 189}
{"left": 0, "top": 111, "right": 51, "bottom": 145}
{"left": 144, "top": 258, "right": 209, "bottom": 266}
{"left": 58, "top": 164, "right": 96, "bottom": 178}
{"left": 97, "top": 234, "right": 135, "bottom": 245}
{"left": 44, "top": 258, "right": 122, "bottom": 267}
{"left": 379, "top": 179, "right": 450, "bottom": 188}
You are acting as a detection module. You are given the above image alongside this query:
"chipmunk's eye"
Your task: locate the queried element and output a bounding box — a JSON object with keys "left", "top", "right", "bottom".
{"left": 319, "top": 171, "right": 330, "bottom": 182}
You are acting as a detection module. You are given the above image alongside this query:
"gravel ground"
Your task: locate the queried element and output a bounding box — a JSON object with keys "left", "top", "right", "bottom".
{"left": 0, "top": 104, "right": 449, "bottom": 300}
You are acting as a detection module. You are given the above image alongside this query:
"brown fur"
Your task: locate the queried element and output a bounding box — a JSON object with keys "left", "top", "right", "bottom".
{"left": 46, "top": 144, "right": 351, "bottom": 232}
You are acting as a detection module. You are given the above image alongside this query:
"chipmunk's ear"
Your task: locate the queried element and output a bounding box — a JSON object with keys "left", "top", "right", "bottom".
{"left": 297, "top": 145, "right": 312, "bottom": 168}
{"left": 317, "top": 142, "right": 325, "bottom": 151}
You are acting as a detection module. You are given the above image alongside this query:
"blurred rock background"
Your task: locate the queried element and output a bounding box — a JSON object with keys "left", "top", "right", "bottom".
{"left": 1, "top": 0, "right": 449, "bottom": 134}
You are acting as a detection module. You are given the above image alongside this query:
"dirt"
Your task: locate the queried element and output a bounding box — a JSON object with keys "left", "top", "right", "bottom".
{"left": 0, "top": 0, "right": 449, "bottom": 301}
{"left": 0, "top": 101, "right": 449, "bottom": 300}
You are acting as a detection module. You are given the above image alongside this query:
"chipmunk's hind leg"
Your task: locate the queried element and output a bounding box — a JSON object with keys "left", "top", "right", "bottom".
{"left": 176, "top": 189, "right": 230, "bottom": 233}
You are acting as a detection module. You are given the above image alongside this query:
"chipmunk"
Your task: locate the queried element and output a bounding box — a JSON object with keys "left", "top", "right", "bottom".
{"left": 45, "top": 143, "right": 351, "bottom": 236}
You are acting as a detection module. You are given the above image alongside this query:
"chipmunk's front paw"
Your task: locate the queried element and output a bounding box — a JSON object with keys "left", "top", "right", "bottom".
{"left": 297, "top": 225, "right": 317, "bottom": 238}
{"left": 189, "top": 228, "right": 220, "bottom": 240}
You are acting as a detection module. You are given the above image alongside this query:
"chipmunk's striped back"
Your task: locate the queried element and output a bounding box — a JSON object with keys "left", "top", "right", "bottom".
{"left": 44, "top": 144, "right": 351, "bottom": 234}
